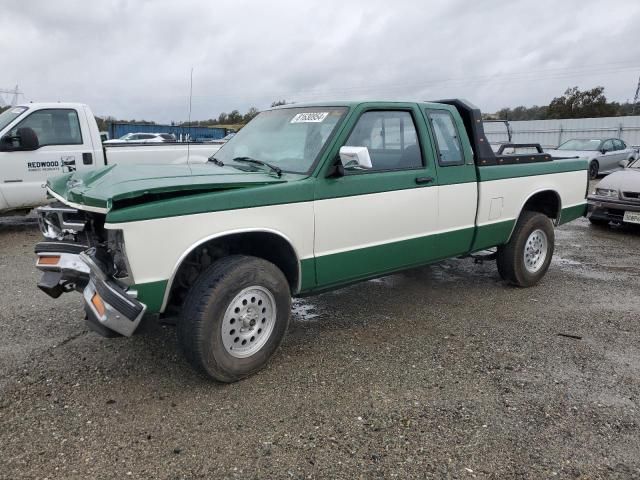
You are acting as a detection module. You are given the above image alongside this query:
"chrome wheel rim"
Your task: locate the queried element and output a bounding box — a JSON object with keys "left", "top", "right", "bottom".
{"left": 524, "top": 229, "right": 548, "bottom": 273}
{"left": 221, "top": 286, "right": 277, "bottom": 358}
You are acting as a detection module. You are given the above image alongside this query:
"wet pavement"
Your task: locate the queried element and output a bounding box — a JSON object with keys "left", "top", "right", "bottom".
{"left": 0, "top": 212, "right": 639, "bottom": 479}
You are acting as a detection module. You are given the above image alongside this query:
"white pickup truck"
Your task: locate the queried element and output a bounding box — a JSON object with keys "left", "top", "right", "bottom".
{"left": 0, "top": 103, "right": 221, "bottom": 214}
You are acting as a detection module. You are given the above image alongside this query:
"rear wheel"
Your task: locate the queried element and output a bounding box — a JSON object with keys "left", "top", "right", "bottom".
{"left": 178, "top": 255, "right": 291, "bottom": 382}
{"left": 497, "top": 211, "right": 555, "bottom": 287}
{"left": 589, "top": 160, "right": 599, "bottom": 179}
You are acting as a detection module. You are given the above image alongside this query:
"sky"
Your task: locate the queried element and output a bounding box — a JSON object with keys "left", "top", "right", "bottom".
{"left": 2, "top": 0, "right": 640, "bottom": 123}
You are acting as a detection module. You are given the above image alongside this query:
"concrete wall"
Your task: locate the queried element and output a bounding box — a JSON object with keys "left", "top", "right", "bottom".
{"left": 483, "top": 116, "right": 640, "bottom": 148}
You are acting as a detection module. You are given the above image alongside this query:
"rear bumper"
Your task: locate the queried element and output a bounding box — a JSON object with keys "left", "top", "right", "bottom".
{"left": 586, "top": 197, "right": 640, "bottom": 223}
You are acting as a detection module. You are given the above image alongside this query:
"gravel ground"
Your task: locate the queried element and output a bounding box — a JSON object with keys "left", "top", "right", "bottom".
{"left": 0, "top": 211, "right": 639, "bottom": 479}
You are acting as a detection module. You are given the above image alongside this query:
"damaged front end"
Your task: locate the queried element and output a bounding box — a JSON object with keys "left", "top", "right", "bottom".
{"left": 34, "top": 202, "right": 145, "bottom": 337}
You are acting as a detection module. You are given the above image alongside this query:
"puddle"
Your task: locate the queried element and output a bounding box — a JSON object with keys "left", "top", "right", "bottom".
{"left": 291, "top": 298, "right": 321, "bottom": 322}
{"left": 553, "top": 254, "right": 638, "bottom": 281}
{"left": 552, "top": 256, "right": 583, "bottom": 267}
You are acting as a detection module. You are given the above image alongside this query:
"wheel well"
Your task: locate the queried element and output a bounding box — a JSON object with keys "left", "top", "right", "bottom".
{"left": 521, "top": 190, "right": 561, "bottom": 224}
{"left": 165, "top": 232, "right": 299, "bottom": 313}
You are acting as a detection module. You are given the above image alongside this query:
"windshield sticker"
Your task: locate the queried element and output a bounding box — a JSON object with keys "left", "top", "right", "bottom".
{"left": 290, "top": 112, "right": 329, "bottom": 123}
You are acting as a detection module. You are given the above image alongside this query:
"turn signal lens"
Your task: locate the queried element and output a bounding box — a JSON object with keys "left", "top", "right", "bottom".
{"left": 91, "top": 292, "right": 106, "bottom": 317}
{"left": 38, "top": 255, "right": 61, "bottom": 266}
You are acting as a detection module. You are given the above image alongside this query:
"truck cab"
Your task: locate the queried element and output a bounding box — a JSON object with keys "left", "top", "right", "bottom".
{"left": 0, "top": 103, "right": 104, "bottom": 212}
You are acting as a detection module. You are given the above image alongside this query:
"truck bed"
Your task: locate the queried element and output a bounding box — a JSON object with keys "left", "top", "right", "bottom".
{"left": 104, "top": 142, "right": 221, "bottom": 166}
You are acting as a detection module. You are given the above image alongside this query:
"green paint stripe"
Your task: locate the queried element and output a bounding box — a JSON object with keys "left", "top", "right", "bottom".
{"left": 133, "top": 279, "right": 168, "bottom": 314}
{"left": 478, "top": 159, "right": 588, "bottom": 181}
{"left": 471, "top": 219, "right": 515, "bottom": 252}
{"left": 107, "top": 180, "right": 315, "bottom": 224}
{"left": 559, "top": 202, "right": 587, "bottom": 225}
{"left": 312, "top": 227, "right": 475, "bottom": 291}
{"left": 299, "top": 258, "right": 316, "bottom": 292}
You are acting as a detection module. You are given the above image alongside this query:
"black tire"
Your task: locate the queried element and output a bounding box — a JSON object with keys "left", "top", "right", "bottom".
{"left": 496, "top": 211, "right": 555, "bottom": 287}
{"left": 588, "top": 217, "right": 609, "bottom": 227}
{"left": 589, "top": 160, "right": 599, "bottom": 180}
{"left": 177, "top": 255, "right": 291, "bottom": 382}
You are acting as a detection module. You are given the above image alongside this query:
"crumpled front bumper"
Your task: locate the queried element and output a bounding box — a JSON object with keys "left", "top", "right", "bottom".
{"left": 35, "top": 241, "right": 91, "bottom": 297}
{"left": 35, "top": 243, "right": 146, "bottom": 337}
{"left": 80, "top": 251, "right": 147, "bottom": 337}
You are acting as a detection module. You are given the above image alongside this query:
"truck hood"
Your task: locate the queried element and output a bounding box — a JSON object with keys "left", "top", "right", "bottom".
{"left": 47, "top": 163, "right": 296, "bottom": 211}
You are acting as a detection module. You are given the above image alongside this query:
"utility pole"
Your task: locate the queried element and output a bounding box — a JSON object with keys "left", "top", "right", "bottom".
{"left": 0, "top": 85, "right": 23, "bottom": 107}
{"left": 633, "top": 76, "right": 640, "bottom": 114}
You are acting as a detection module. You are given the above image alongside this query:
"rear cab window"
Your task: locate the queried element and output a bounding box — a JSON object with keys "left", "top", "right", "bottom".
{"left": 426, "top": 110, "right": 464, "bottom": 166}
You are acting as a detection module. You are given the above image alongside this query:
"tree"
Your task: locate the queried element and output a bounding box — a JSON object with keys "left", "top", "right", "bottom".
{"left": 547, "top": 86, "right": 616, "bottom": 119}
{"left": 226, "top": 110, "right": 243, "bottom": 124}
{"left": 243, "top": 107, "right": 260, "bottom": 123}
{"left": 270, "top": 99, "right": 288, "bottom": 107}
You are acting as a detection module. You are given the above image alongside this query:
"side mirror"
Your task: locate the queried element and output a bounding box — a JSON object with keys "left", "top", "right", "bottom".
{"left": 619, "top": 159, "right": 630, "bottom": 168}
{"left": 0, "top": 135, "right": 12, "bottom": 151}
{"left": 339, "top": 146, "right": 372, "bottom": 170}
{"left": 16, "top": 128, "right": 39, "bottom": 150}
{"left": 0, "top": 127, "right": 39, "bottom": 152}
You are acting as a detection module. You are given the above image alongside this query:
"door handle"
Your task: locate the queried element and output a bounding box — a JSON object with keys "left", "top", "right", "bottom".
{"left": 415, "top": 176, "right": 434, "bottom": 185}
{"left": 82, "top": 152, "right": 93, "bottom": 165}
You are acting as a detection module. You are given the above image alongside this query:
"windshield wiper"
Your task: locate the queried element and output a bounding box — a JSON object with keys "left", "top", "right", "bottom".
{"left": 207, "top": 155, "right": 224, "bottom": 167}
{"left": 232, "top": 157, "right": 282, "bottom": 177}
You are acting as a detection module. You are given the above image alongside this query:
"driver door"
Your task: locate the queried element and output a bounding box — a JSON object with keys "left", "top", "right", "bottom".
{"left": 313, "top": 105, "right": 440, "bottom": 288}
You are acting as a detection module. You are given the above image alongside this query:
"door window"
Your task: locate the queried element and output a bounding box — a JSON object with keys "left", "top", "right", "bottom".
{"left": 427, "top": 110, "right": 463, "bottom": 166}
{"left": 602, "top": 140, "right": 614, "bottom": 152}
{"left": 613, "top": 139, "right": 625, "bottom": 150}
{"left": 344, "top": 110, "right": 423, "bottom": 171}
{"left": 11, "top": 109, "right": 82, "bottom": 146}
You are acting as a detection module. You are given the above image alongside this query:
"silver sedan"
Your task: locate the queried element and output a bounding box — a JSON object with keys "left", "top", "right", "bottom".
{"left": 546, "top": 138, "right": 638, "bottom": 179}
{"left": 586, "top": 158, "right": 640, "bottom": 226}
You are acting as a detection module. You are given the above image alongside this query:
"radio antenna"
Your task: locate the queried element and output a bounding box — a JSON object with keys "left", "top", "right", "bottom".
{"left": 186, "top": 67, "right": 194, "bottom": 171}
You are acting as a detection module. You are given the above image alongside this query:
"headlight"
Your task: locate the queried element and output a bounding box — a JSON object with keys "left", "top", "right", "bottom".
{"left": 595, "top": 188, "right": 618, "bottom": 198}
{"left": 36, "top": 205, "right": 86, "bottom": 240}
{"left": 107, "top": 229, "right": 132, "bottom": 283}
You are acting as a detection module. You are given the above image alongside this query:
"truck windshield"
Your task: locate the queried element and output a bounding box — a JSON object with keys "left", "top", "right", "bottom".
{"left": 0, "top": 106, "right": 28, "bottom": 132}
{"left": 214, "top": 107, "right": 348, "bottom": 174}
{"left": 557, "top": 139, "right": 602, "bottom": 151}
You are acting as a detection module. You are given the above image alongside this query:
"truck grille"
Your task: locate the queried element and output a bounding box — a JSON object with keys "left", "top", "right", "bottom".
{"left": 621, "top": 191, "right": 640, "bottom": 201}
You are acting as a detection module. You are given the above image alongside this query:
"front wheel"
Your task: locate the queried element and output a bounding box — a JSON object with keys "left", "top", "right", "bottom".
{"left": 178, "top": 255, "right": 291, "bottom": 382}
{"left": 589, "top": 160, "right": 599, "bottom": 179}
{"left": 497, "top": 211, "right": 555, "bottom": 287}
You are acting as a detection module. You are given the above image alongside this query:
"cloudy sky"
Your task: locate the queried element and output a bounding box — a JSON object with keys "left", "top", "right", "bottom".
{"left": 2, "top": 0, "right": 640, "bottom": 123}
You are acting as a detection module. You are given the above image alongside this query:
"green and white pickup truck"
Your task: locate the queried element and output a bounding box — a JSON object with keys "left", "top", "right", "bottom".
{"left": 34, "top": 100, "right": 588, "bottom": 382}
